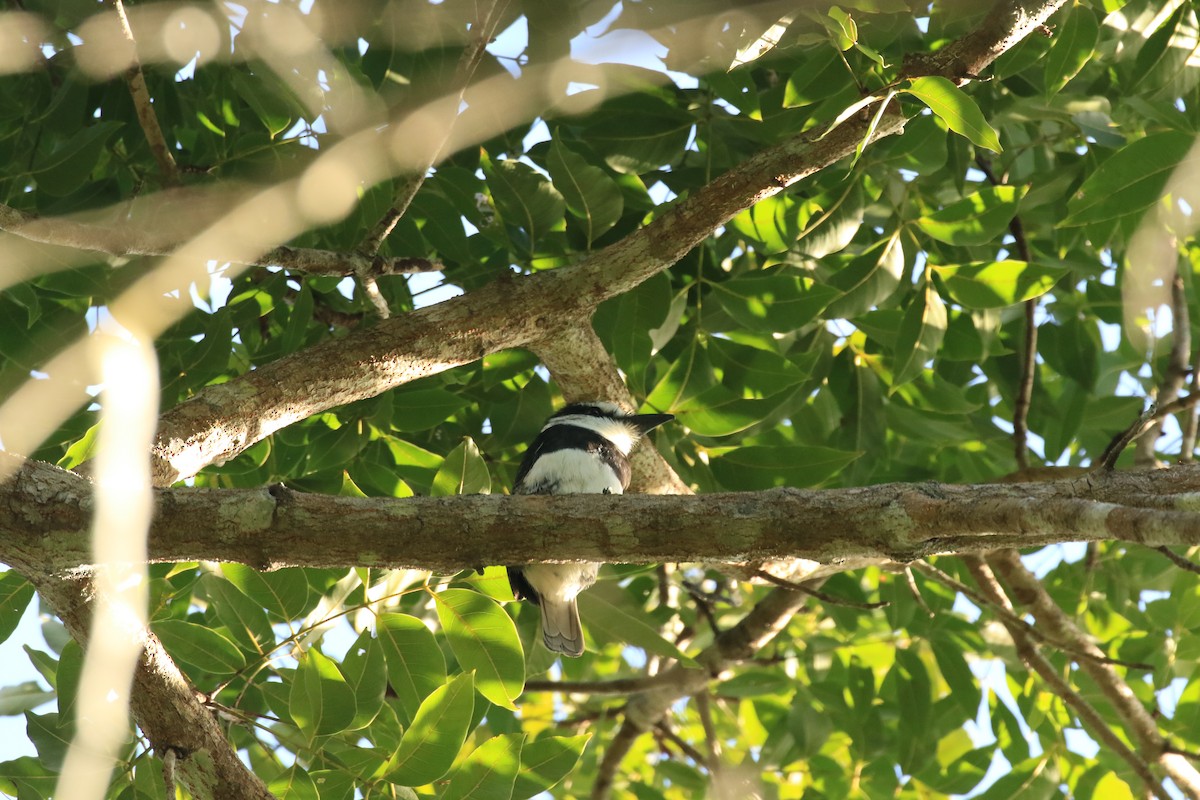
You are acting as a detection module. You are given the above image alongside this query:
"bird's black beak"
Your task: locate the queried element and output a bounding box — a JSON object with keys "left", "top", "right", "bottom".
{"left": 629, "top": 413, "right": 674, "bottom": 435}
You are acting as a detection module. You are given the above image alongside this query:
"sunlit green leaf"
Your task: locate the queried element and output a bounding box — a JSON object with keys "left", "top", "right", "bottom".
{"left": 433, "top": 588, "right": 524, "bottom": 710}
{"left": 513, "top": 735, "right": 590, "bottom": 799}
{"left": 891, "top": 278, "right": 947, "bottom": 387}
{"left": 708, "top": 445, "right": 860, "bottom": 489}
{"left": 383, "top": 672, "right": 475, "bottom": 787}
{"left": 290, "top": 648, "right": 356, "bottom": 738}
{"left": 441, "top": 732, "right": 523, "bottom": 800}
{"left": 709, "top": 272, "right": 840, "bottom": 333}
{"left": 915, "top": 186, "right": 1026, "bottom": 246}
{"left": 0, "top": 571, "right": 34, "bottom": 647}
{"left": 152, "top": 620, "right": 246, "bottom": 676}
{"left": 904, "top": 77, "right": 1001, "bottom": 153}
{"left": 1062, "top": 131, "right": 1198, "bottom": 226}
{"left": 933, "top": 261, "right": 1065, "bottom": 308}
{"left": 377, "top": 612, "right": 447, "bottom": 726}
{"left": 547, "top": 138, "right": 624, "bottom": 246}
{"left": 432, "top": 437, "right": 491, "bottom": 496}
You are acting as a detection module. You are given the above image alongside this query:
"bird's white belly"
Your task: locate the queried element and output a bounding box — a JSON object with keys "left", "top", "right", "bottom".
{"left": 524, "top": 562, "right": 600, "bottom": 601}
{"left": 520, "top": 450, "right": 625, "bottom": 494}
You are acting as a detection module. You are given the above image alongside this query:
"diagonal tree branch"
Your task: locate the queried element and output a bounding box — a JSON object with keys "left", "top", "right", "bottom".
{"left": 149, "top": 105, "right": 908, "bottom": 486}
{"left": 109, "top": 0, "right": 179, "bottom": 186}
{"left": 962, "top": 556, "right": 1170, "bottom": 799}
{"left": 986, "top": 549, "right": 1200, "bottom": 797}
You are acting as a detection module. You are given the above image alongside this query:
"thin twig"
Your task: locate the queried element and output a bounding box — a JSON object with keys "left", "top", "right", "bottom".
{"left": 1138, "top": 268, "right": 1191, "bottom": 463}
{"left": 524, "top": 673, "right": 685, "bottom": 695}
{"left": 110, "top": 0, "right": 179, "bottom": 186}
{"left": 358, "top": 1, "right": 509, "bottom": 258}
{"left": 593, "top": 719, "right": 641, "bottom": 800}
{"left": 912, "top": 561, "right": 1152, "bottom": 670}
{"left": 655, "top": 720, "right": 708, "bottom": 764}
{"left": 1154, "top": 545, "right": 1200, "bottom": 575}
{"left": 695, "top": 690, "right": 723, "bottom": 783}
{"left": 1183, "top": 346, "right": 1200, "bottom": 462}
{"left": 751, "top": 568, "right": 888, "bottom": 610}
{"left": 1100, "top": 401, "right": 1160, "bottom": 470}
{"left": 962, "top": 556, "right": 1172, "bottom": 800}
{"left": 977, "top": 156, "right": 1036, "bottom": 469}
{"left": 904, "top": 566, "right": 935, "bottom": 617}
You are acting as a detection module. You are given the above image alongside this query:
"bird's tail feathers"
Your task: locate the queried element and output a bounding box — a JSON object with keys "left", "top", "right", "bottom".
{"left": 540, "top": 598, "right": 584, "bottom": 658}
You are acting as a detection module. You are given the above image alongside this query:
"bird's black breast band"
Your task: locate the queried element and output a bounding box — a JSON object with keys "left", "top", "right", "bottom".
{"left": 512, "top": 424, "right": 632, "bottom": 493}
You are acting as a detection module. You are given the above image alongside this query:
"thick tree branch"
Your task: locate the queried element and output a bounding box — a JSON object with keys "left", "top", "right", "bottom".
{"left": 986, "top": 549, "right": 1200, "bottom": 797}
{"left": 27, "top": 572, "right": 274, "bottom": 800}
{"left": 901, "top": 0, "right": 1064, "bottom": 81}
{"left": 148, "top": 107, "right": 907, "bottom": 485}
{"left": 962, "top": 557, "right": 1170, "bottom": 798}
{"left": 7, "top": 457, "right": 1200, "bottom": 579}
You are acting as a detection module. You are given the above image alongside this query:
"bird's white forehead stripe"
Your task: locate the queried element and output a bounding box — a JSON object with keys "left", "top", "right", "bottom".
{"left": 542, "top": 415, "right": 638, "bottom": 454}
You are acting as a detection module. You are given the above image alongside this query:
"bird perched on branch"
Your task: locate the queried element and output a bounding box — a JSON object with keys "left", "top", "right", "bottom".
{"left": 508, "top": 401, "right": 673, "bottom": 657}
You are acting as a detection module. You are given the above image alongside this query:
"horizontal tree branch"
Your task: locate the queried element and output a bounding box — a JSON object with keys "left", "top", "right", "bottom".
{"left": 6, "top": 458, "right": 1200, "bottom": 574}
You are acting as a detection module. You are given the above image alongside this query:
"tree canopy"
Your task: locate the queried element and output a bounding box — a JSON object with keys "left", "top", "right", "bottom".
{"left": 1, "top": 0, "right": 1200, "bottom": 798}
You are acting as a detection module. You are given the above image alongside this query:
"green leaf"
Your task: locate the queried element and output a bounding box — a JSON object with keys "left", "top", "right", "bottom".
{"left": 931, "top": 640, "right": 980, "bottom": 719}
{"left": 151, "top": 619, "right": 246, "bottom": 676}
{"left": 915, "top": 185, "right": 1026, "bottom": 246}
{"left": 201, "top": 574, "right": 275, "bottom": 655}
{"left": 728, "top": 194, "right": 805, "bottom": 254}
{"left": 709, "top": 445, "right": 861, "bottom": 489}
{"left": 784, "top": 50, "right": 854, "bottom": 107}
{"left": 341, "top": 629, "right": 388, "bottom": 730}
{"left": 1044, "top": 6, "right": 1099, "bottom": 95}
{"left": 290, "top": 648, "right": 357, "bottom": 738}
{"left": 441, "top": 733, "right": 524, "bottom": 800}
{"left": 706, "top": 336, "right": 805, "bottom": 397}
{"left": 1062, "top": 131, "right": 1198, "bottom": 226}
{"left": 513, "top": 735, "right": 589, "bottom": 799}
{"left": 593, "top": 270, "right": 672, "bottom": 392}
{"left": 268, "top": 764, "right": 321, "bottom": 800}
{"left": 383, "top": 672, "right": 475, "bottom": 787}
{"left": 484, "top": 156, "right": 566, "bottom": 249}
{"left": 0, "top": 571, "right": 34, "bottom": 646}
{"left": 582, "top": 92, "right": 694, "bottom": 173}
{"left": 34, "top": 121, "right": 123, "bottom": 196}
{"left": 891, "top": 649, "right": 933, "bottom": 773}
{"left": 546, "top": 138, "right": 623, "bottom": 246}
{"left": 25, "top": 711, "right": 70, "bottom": 771}
{"left": 674, "top": 383, "right": 792, "bottom": 436}
{"left": 220, "top": 564, "right": 315, "bottom": 621}
{"left": 709, "top": 271, "right": 840, "bottom": 333}
{"left": 432, "top": 588, "right": 525, "bottom": 711}
{"left": 891, "top": 278, "right": 947, "bottom": 387}
{"left": 904, "top": 77, "right": 1001, "bottom": 153}
{"left": 933, "top": 261, "right": 1065, "bottom": 308}
{"left": 377, "top": 612, "right": 447, "bottom": 726}
{"left": 824, "top": 235, "right": 905, "bottom": 319}
{"left": 432, "top": 437, "right": 492, "bottom": 496}
{"left": 0, "top": 683, "right": 53, "bottom": 716}
{"left": 578, "top": 581, "right": 696, "bottom": 662}
{"left": 56, "top": 423, "right": 101, "bottom": 470}
{"left": 390, "top": 388, "right": 470, "bottom": 432}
